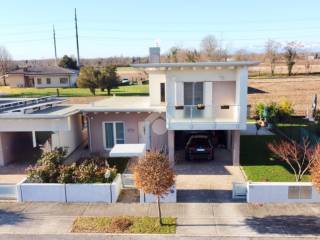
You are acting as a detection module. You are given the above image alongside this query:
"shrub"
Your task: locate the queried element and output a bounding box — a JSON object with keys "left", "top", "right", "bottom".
{"left": 58, "top": 163, "right": 77, "bottom": 183}
{"left": 108, "top": 217, "right": 133, "bottom": 233}
{"left": 26, "top": 148, "right": 66, "bottom": 183}
{"left": 255, "top": 103, "right": 265, "bottom": 119}
{"left": 255, "top": 99, "right": 294, "bottom": 123}
{"left": 278, "top": 99, "right": 294, "bottom": 121}
{"left": 26, "top": 150, "right": 117, "bottom": 184}
{"left": 75, "top": 159, "right": 117, "bottom": 183}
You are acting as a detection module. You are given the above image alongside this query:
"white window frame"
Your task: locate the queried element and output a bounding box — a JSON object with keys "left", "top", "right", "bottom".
{"left": 102, "top": 121, "right": 125, "bottom": 150}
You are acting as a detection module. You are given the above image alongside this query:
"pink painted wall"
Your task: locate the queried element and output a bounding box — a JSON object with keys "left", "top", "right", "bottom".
{"left": 88, "top": 112, "right": 168, "bottom": 154}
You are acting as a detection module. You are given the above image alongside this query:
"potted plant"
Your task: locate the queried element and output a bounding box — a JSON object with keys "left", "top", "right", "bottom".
{"left": 197, "top": 103, "right": 205, "bottom": 110}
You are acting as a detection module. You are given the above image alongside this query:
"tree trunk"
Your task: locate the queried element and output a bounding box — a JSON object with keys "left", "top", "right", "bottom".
{"left": 3, "top": 75, "right": 6, "bottom": 86}
{"left": 107, "top": 88, "right": 111, "bottom": 96}
{"left": 157, "top": 196, "right": 162, "bottom": 225}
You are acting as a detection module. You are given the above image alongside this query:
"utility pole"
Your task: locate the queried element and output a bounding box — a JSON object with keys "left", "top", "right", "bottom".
{"left": 53, "top": 25, "right": 58, "bottom": 65}
{"left": 75, "top": 8, "right": 80, "bottom": 67}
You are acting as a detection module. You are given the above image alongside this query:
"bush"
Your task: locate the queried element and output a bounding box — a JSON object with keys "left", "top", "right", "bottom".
{"left": 278, "top": 99, "right": 294, "bottom": 121}
{"left": 255, "top": 99, "right": 294, "bottom": 123}
{"left": 58, "top": 164, "right": 77, "bottom": 183}
{"left": 255, "top": 103, "right": 265, "bottom": 119}
{"left": 26, "top": 150, "right": 117, "bottom": 184}
{"left": 26, "top": 148, "right": 66, "bottom": 183}
{"left": 108, "top": 217, "right": 133, "bottom": 233}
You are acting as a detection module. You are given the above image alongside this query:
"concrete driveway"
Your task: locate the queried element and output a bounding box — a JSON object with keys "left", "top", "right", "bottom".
{"left": 175, "top": 149, "right": 245, "bottom": 203}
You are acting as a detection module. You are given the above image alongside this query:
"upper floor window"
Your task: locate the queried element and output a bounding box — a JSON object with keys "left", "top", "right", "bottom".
{"left": 160, "top": 83, "right": 165, "bottom": 102}
{"left": 46, "top": 78, "right": 51, "bottom": 84}
{"left": 184, "top": 82, "right": 203, "bottom": 105}
{"left": 60, "top": 77, "right": 68, "bottom": 84}
{"left": 37, "top": 78, "right": 42, "bottom": 84}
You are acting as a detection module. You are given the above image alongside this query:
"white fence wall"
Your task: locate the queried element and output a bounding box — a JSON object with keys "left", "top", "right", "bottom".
{"left": 17, "top": 175, "right": 122, "bottom": 203}
{"left": 247, "top": 182, "right": 320, "bottom": 203}
{"left": 140, "top": 185, "right": 177, "bottom": 203}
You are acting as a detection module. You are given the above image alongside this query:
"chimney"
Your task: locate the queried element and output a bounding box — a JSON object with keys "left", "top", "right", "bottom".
{"left": 149, "top": 47, "right": 160, "bottom": 63}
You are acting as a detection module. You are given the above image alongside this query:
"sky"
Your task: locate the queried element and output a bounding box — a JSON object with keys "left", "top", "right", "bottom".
{"left": 0, "top": 0, "right": 320, "bottom": 60}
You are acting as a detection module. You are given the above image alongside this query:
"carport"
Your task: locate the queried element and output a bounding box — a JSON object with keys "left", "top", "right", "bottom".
{"left": 174, "top": 130, "right": 231, "bottom": 164}
{"left": 0, "top": 97, "right": 85, "bottom": 167}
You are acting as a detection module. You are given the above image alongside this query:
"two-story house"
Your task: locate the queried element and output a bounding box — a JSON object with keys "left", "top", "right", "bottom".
{"left": 82, "top": 54, "right": 259, "bottom": 166}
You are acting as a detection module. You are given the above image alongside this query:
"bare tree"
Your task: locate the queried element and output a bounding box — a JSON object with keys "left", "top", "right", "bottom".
{"left": 168, "top": 47, "right": 180, "bottom": 63}
{"left": 283, "top": 41, "right": 301, "bottom": 76}
{"left": 268, "top": 138, "right": 316, "bottom": 182}
{"left": 200, "top": 35, "right": 218, "bottom": 60}
{"left": 233, "top": 49, "right": 251, "bottom": 61}
{"left": 0, "top": 46, "right": 12, "bottom": 86}
{"left": 265, "top": 40, "right": 281, "bottom": 76}
{"left": 133, "top": 151, "right": 175, "bottom": 225}
{"left": 185, "top": 49, "right": 200, "bottom": 62}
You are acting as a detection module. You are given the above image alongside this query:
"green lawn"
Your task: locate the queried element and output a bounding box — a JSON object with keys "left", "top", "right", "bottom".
{"left": 72, "top": 216, "right": 176, "bottom": 234}
{"left": 240, "top": 135, "right": 310, "bottom": 182}
{"left": 0, "top": 85, "right": 149, "bottom": 97}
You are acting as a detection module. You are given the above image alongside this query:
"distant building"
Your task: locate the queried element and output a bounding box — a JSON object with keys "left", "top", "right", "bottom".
{"left": 6, "top": 65, "right": 78, "bottom": 88}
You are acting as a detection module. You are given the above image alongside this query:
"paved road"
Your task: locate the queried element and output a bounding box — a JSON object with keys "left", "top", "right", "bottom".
{"left": 1, "top": 234, "right": 317, "bottom": 240}
{"left": 0, "top": 202, "right": 320, "bottom": 239}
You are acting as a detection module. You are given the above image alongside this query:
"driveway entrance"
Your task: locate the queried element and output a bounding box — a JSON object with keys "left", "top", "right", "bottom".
{"left": 175, "top": 148, "right": 245, "bottom": 203}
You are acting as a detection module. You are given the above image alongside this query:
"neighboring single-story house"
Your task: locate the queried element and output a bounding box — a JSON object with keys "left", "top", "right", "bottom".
{"left": 6, "top": 66, "right": 78, "bottom": 88}
{"left": 0, "top": 96, "right": 85, "bottom": 166}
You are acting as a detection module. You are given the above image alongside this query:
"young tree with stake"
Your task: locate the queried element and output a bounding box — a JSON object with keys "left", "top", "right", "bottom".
{"left": 133, "top": 151, "right": 175, "bottom": 225}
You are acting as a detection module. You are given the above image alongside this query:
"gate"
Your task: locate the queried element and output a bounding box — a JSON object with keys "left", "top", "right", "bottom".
{"left": 121, "top": 174, "right": 135, "bottom": 188}
{"left": 232, "top": 182, "right": 247, "bottom": 200}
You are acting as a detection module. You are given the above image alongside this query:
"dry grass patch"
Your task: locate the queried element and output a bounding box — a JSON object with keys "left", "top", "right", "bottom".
{"left": 72, "top": 216, "right": 176, "bottom": 234}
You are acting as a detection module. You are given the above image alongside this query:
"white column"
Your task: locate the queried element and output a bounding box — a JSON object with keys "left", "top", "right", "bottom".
{"left": 204, "top": 82, "right": 212, "bottom": 106}
{"left": 168, "top": 130, "right": 175, "bottom": 165}
{"left": 231, "top": 130, "right": 240, "bottom": 166}
{"left": 175, "top": 81, "right": 184, "bottom": 106}
{"left": 32, "top": 131, "right": 37, "bottom": 148}
{"left": 236, "top": 67, "right": 248, "bottom": 129}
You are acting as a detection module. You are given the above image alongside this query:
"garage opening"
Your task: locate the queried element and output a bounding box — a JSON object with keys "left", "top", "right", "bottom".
{"left": 174, "top": 130, "right": 230, "bottom": 164}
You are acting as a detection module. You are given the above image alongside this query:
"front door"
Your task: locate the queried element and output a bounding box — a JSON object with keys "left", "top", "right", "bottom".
{"left": 138, "top": 121, "right": 150, "bottom": 149}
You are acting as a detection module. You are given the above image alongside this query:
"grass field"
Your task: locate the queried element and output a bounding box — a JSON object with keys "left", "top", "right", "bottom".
{"left": 72, "top": 216, "right": 176, "bottom": 234}
{"left": 0, "top": 85, "right": 149, "bottom": 97}
{"left": 240, "top": 135, "right": 310, "bottom": 182}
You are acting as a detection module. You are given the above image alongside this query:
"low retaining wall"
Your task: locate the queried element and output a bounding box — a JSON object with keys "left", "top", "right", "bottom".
{"left": 140, "top": 185, "right": 177, "bottom": 203}
{"left": 247, "top": 182, "right": 320, "bottom": 203}
{"left": 17, "top": 174, "right": 122, "bottom": 203}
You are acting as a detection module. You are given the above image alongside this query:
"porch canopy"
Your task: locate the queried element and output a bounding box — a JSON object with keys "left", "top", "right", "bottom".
{"left": 109, "top": 144, "right": 146, "bottom": 158}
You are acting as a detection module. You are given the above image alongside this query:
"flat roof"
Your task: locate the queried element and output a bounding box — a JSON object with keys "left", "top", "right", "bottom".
{"left": 131, "top": 61, "right": 260, "bottom": 69}
{"left": 0, "top": 97, "right": 83, "bottom": 119}
{"left": 109, "top": 144, "right": 146, "bottom": 157}
{"left": 81, "top": 96, "right": 165, "bottom": 112}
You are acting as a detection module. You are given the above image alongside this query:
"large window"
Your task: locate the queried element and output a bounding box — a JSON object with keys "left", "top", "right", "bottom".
{"left": 103, "top": 122, "right": 125, "bottom": 149}
{"left": 37, "top": 78, "right": 42, "bottom": 84}
{"left": 184, "top": 82, "right": 203, "bottom": 105}
{"left": 46, "top": 78, "right": 51, "bottom": 84}
{"left": 160, "top": 82, "right": 165, "bottom": 102}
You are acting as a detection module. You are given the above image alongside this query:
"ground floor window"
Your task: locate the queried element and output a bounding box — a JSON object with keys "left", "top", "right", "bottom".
{"left": 103, "top": 121, "right": 125, "bottom": 149}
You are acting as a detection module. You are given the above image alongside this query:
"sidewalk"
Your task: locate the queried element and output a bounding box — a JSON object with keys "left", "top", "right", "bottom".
{"left": 0, "top": 202, "right": 320, "bottom": 239}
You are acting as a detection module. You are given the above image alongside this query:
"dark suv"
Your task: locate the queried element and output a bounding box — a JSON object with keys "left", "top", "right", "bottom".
{"left": 185, "top": 135, "right": 214, "bottom": 161}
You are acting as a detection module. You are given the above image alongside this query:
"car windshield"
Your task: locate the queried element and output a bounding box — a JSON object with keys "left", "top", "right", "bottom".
{"left": 189, "top": 137, "right": 210, "bottom": 147}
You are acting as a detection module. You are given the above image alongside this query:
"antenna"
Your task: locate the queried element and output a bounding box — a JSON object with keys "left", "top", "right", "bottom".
{"left": 53, "top": 25, "right": 58, "bottom": 65}
{"left": 75, "top": 8, "right": 80, "bottom": 67}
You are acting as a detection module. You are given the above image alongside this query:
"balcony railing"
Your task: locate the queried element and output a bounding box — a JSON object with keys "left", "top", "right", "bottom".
{"left": 166, "top": 104, "right": 240, "bottom": 127}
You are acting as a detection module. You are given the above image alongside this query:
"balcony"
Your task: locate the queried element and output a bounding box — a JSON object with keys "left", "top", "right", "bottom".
{"left": 166, "top": 105, "right": 241, "bottom": 130}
